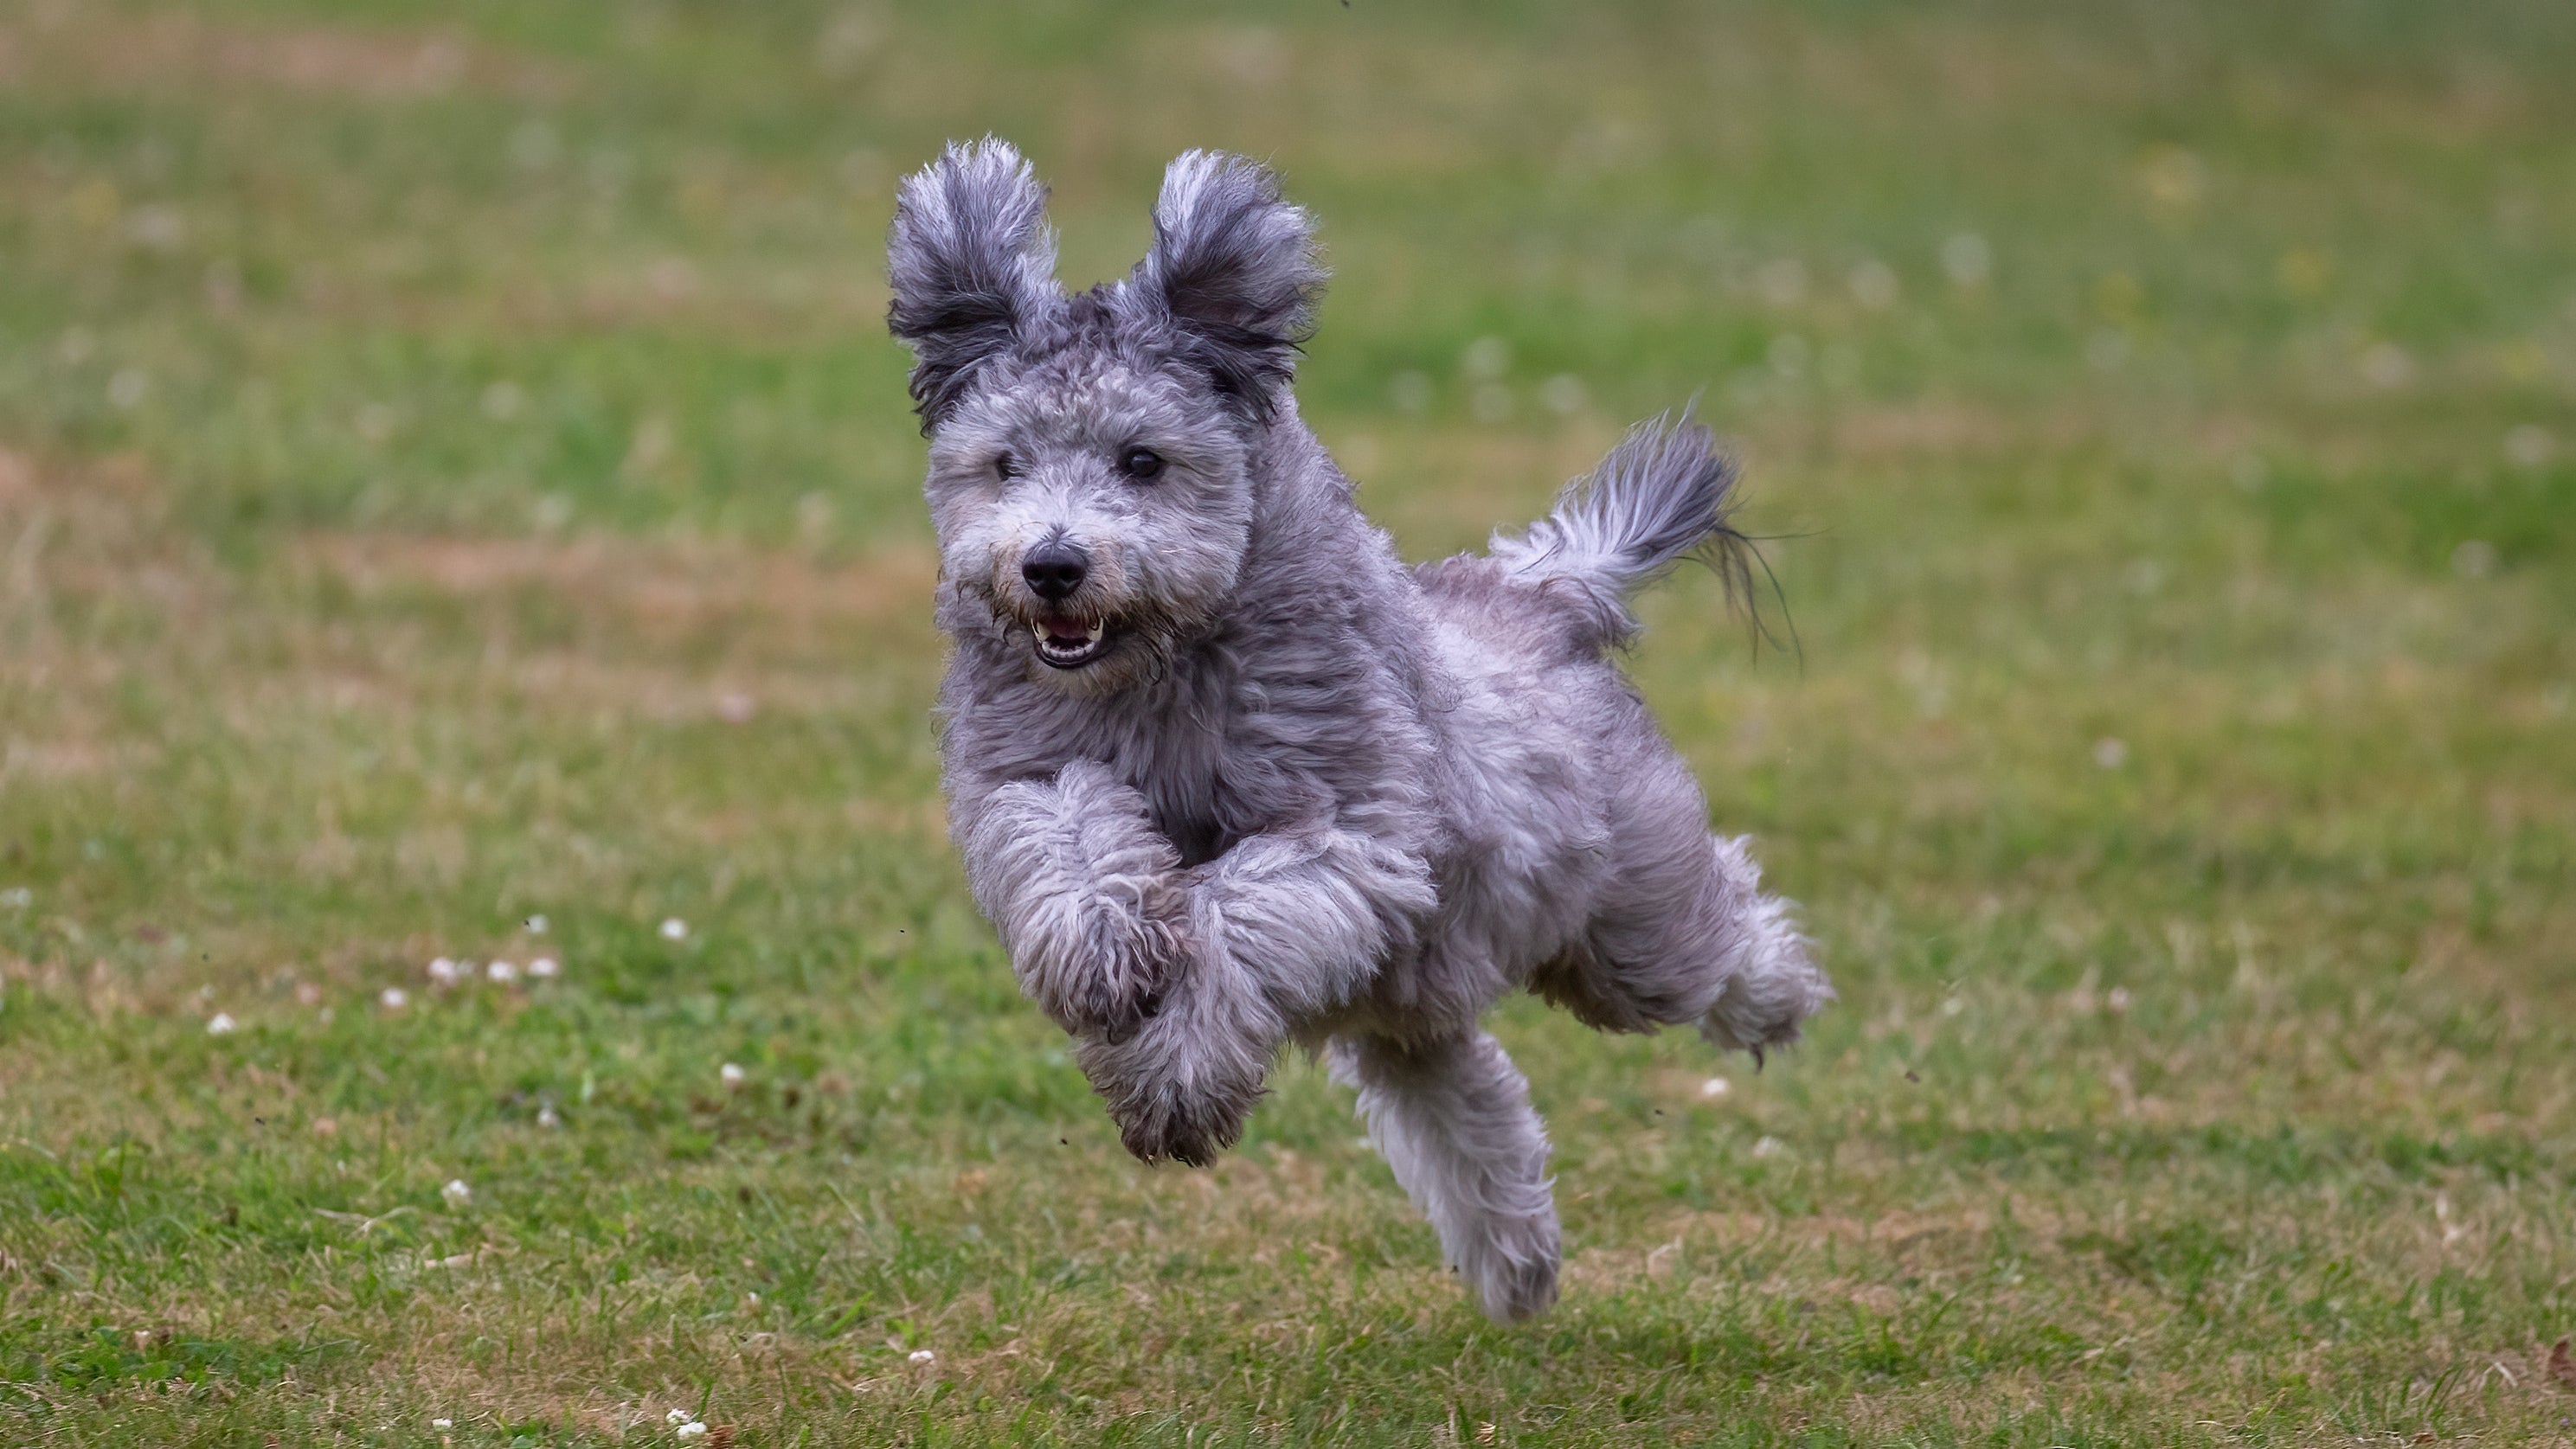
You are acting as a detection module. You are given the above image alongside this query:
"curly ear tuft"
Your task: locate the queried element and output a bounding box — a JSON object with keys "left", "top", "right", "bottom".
{"left": 886, "top": 138, "right": 1063, "bottom": 429}
{"left": 1123, "top": 151, "right": 1324, "bottom": 420}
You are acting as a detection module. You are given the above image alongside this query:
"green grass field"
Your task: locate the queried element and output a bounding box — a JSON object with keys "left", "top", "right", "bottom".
{"left": 3, "top": 0, "right": 2573, "bottom": 1443}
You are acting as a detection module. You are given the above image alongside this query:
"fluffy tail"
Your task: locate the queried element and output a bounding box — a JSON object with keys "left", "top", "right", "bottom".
{"left": 1487, "top": 412, "right": 1752, "bottom": 650}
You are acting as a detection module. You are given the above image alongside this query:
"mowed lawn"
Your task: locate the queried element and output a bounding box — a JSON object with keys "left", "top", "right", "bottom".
{"left": 3, "top": 0, "right": 2573, "bottom": 1443}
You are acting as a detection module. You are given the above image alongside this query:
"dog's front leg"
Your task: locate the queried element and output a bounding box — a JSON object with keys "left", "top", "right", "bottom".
{"left": 954, "top": 760, "right": 1191, "bottom": 1040}
{"left": 1078, "top": 823, "right": 1437, "bottom": 1166}
{"left": 1188, "top": 825, "right": 1438, "bottom": 1014}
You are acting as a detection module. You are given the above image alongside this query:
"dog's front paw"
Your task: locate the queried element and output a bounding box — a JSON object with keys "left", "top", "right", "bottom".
{"left": 1042, "top": 888, "right": 1191, "bottom": 1042}
{"left": 1096, "top": 1068, "right": 1260, "bottom": 1169}
{"left": 1074, "top": 984, "right": 1277, "bottom": 1168}
{"left": 976, "top": 763, "right": 1196, "bottom": 1038}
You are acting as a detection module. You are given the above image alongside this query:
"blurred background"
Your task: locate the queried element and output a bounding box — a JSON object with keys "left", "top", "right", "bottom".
{"left": 1, "top": 1, "right": 2570, "bottom": 1443}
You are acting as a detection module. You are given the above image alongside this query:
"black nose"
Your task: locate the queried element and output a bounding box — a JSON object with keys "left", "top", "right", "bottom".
{"left": 1020, "top": 540, "right": 1089, "bottom": 601}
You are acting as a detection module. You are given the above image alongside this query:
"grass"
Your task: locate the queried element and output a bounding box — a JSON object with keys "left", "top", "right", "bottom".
{"left": 2, "top": 0, "right": 2573, "bottom": 1442}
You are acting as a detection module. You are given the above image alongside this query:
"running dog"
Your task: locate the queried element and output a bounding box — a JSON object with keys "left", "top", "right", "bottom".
{"left": 887, "top": 140, "right": 1831, "bottom": 1321}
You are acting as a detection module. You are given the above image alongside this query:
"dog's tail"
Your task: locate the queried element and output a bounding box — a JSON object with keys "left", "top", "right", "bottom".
{"left": 1487, "top": 411, "right": 1753, "bottom": 651}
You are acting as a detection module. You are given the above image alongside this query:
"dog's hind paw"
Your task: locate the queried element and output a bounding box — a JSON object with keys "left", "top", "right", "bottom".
{"left": 1698, "top": 892, "right": 1833, "bottom": 1056}
{"left": 1468, "top": 1243, "right": 1561, "bottom": 1325}
{"left": 1452, "top": 1195, "right": 1562, "bottom": 1324}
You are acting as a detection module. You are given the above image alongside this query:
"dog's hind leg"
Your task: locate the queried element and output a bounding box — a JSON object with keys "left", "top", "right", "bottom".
{"left": 1688, "top": 835, "right": 1833, "bottom": 1057}
{"left": 1545, "top": 822, "right": 1830, "bottom": 1056}
{"left": 1329, "top": 1029, "right": 1560, "bottom": 1323}
{"left": 1532, "top": 747, "right": 1830, "bottom": 1055}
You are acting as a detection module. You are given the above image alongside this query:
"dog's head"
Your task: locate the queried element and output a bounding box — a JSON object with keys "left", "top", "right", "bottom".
{"left": 888, "top": 140, "right": 1322, "bottom": 694}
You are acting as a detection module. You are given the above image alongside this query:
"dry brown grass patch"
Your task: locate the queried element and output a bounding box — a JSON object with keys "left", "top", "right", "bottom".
{"left": 0, "top": 10, "right": 575, "bottom": 102}
{"left": 299, "top": 531, "right": 939, "bottom": 644}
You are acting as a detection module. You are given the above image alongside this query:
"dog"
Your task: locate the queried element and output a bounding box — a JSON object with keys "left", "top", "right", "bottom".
{"left": 887, "top": 140, "right": 1832, "bottom": 1322}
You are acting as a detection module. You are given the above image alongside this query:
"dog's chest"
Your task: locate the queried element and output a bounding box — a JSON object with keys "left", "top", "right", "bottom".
{"left": 1128, "top": 728, "right": 1236, "bottom": 867}
{"left": 1074, "top": 668, "right": 1264, "bottom": 868}
{"left": 1026, "top": 702, "right": 1227, "bottom": 863}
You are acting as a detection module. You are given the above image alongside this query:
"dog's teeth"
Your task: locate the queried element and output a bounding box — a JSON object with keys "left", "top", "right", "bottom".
{"left": 1031, "top": 622, "right": 1105, "bottom": 654}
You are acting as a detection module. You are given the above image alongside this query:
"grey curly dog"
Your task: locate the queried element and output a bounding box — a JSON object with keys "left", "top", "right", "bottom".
{"left": 887, "top": 139, "right": 1832, "bottom": 1322}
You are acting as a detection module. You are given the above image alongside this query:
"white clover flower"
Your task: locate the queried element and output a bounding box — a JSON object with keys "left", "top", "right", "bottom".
{"left": 206, "top": 1012, "right": 237, "bottom": 1035}
{"left": 433, "top": 1419, "right": 453, "bottom": 1430}
{"left": 1751, "top": 1135, "right": 1785, "bottom": 1159}
{"left": 380, "top": 987, "right": 408, "bottom": 1010}
{"left": 524, "top": 914, "right": 549, "bottom": 933}
{"left": 719, "top": 1062, "right": 747, "bottom": 1088}
{"left": 440, "top": 1178, "right": 472, "bottom": 1208}
{"left": 659, "top": 917, "right": 688, "bottom": 941}
{"left": 537, "top": 1106, "right": 562, "bottom": 1129}
{"left": 1539, "top": 373, "right": 1587, "bottom": 416}
{"left": 528, "top": 957, "right": 560, "bottom": 979}
{"left": 486, "top": 959, "right": 517, "bottom": 984}
{"left": 2504, "top": 424, "right": 2554, "bottom": 469}
{"left": 676, "top": 1423, "right": 708, "bottom": 1440}
{"left": 1699, "top": 1077, "right": 1731, "bottom": 1099}
{"left": 2361, "top": 341, "right": 2412, "bottom": 389}
{"left": 908, "top": 1348, "right": 935, "bottom": 1364}
{"left": 1942, "top": 231, "right": 1993, "bottom": 287}
{"left": 666, "top": 1409, "right": 694, "bottom": 1426}
{"left": 427, "top": 957, "right": 462, "bottom": 985}
{"left": 1847, "top": 258, "right": 1899, "bottom": 309}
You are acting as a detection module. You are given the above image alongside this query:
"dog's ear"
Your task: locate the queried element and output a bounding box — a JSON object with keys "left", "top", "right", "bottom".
{"left": 1124, "top": 151, "right": 1324, "bottom": 419}
{"left": 887, "top": 138, "right": 1062, "bottom": 430}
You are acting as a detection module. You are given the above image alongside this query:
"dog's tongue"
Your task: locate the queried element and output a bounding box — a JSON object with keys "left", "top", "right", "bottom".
{"left": 1043, "top": 620, "right": 1091, "bottom": 644}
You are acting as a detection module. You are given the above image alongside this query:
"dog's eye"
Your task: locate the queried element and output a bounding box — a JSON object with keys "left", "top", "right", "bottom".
{"left": 992, "top": 452, "right": 1018, "bottom": 481}
{"left": 1121, "top": 447, "right": 1164, "bottom": 481}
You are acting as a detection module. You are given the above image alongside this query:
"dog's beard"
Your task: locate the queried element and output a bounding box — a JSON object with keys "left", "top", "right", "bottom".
{"left": 942, "top": 529, "right": 1237, "bottom": 696}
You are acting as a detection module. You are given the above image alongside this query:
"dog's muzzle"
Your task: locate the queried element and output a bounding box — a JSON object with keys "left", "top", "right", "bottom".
{"left": 1018, "top": 538, "right": 1114, "bottom": 668}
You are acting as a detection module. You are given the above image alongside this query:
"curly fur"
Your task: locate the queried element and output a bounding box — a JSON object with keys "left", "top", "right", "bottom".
{"left": 889, "top": 139, "right": 1834, "bottom": 1323}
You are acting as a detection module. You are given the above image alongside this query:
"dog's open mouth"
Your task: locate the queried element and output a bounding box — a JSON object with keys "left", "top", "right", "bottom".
{"left": 1031, "top": 618, "right": 1109, "bottom": 669}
